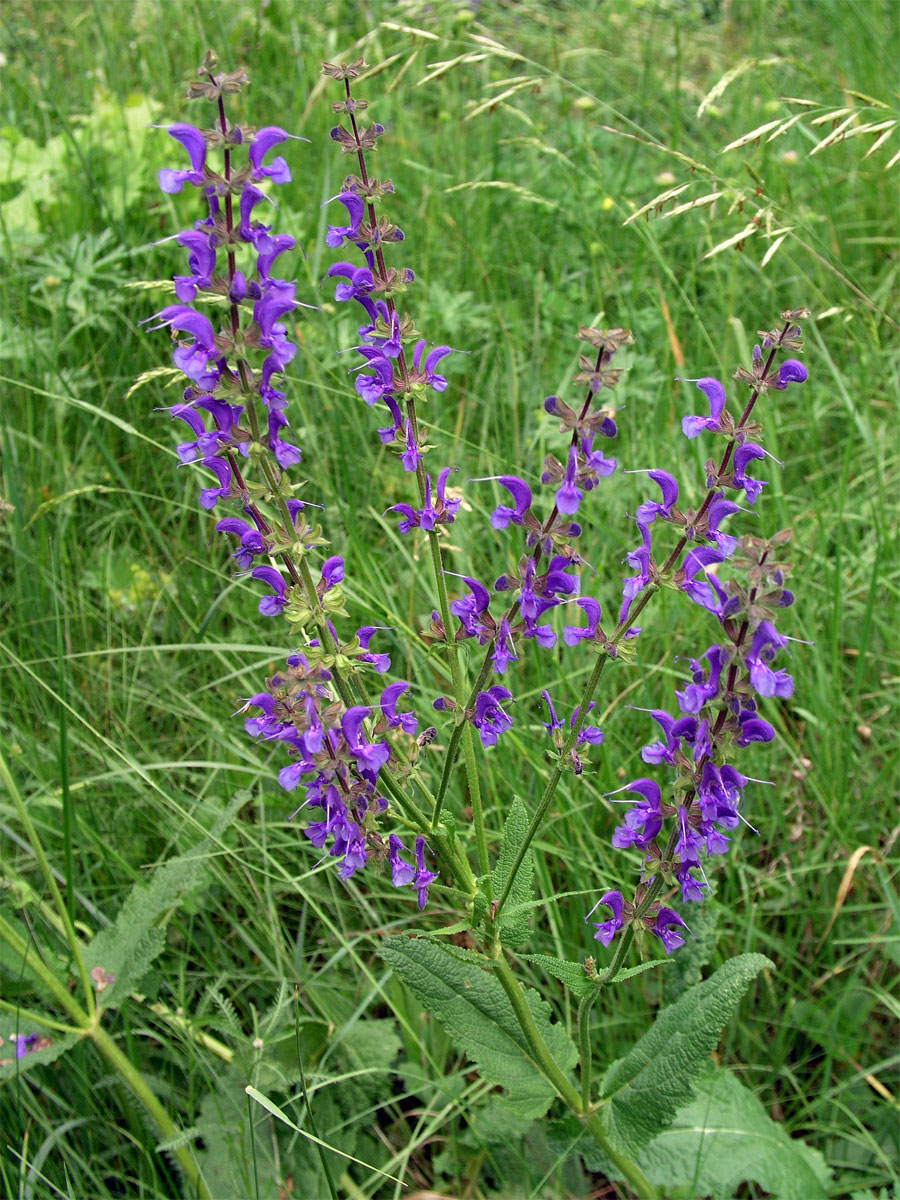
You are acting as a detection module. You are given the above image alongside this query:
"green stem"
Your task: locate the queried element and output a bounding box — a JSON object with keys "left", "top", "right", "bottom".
{"left": 490, "top": 952, "right": 582, "bottom": 1111}
{"left": 581, "top": 1109, "right": 658, "bottom": 1200}
{"left": 0, "top": 997, "right": 81, "bottom": 1036}
{"left": 0, "top": 752, "right": 95, "bottom": 1018}
{"left": 492, "top": 953, "right": 656, "bottom": 1200}
{"left": 0, "top": 911, "right": 87, "bottom": 1026}
{"left": 91, "top": 1023, "right": 211, "bottom": 1200}
{"left": 577, "top": 993, "right": 596, "bottom": 1110}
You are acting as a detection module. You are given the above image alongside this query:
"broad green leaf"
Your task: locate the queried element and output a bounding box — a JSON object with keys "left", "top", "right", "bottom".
{"left": 635, "top": 1065, "right": 830, "bottom": 1198}
{"left": 599, "top": 953, "right": 772, "bottom": 1156}
{"left": 84, "top": 793, "right": 247, "bottom": 1009}
{"left": 491, "top": 795, "right": 534, "bottom": 947}
{"left": 381, "top": 936, "right": 577, "bottom": 1119}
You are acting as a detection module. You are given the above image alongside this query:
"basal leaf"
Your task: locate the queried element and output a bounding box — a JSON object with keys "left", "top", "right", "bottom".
{"left": 599, "top": 953, "right": 772, "bottom": 1157}
{"left": 381, "top": 936, "right": 577, "bottom": 1119}
{"left": 491, "top": 795, "right": 534, "bottom": 947}
{"left": 636, "top": 1064, "right": 830, "bottom": 1198}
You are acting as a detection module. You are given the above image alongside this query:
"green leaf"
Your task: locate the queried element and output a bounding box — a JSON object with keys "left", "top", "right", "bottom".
{"left": 381, "top": 936, "right": 577, "bottom": 1119}
{"left": 607, "top": 959, "right": 673, "bottom": 984}
{"left": 524, "top": 954, "right": 671, "bottom": 999}
{"left": 523, "top": 954, "right": 596, "bottom": 998}
{"left": 599, "top": 952, "right": 772, "bottom": 1157}
{"left": 634, "top": 1064, "right": 830, "bottom": 1198}
{"left": 491, "top": 795, "right": 534, "bottom": 947}
{"left": 84, "top": 793, "right": 247, "bottom": 1009}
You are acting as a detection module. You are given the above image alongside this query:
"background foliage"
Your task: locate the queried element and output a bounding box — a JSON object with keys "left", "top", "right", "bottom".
{"left": 2, "top": 1, "right": 897, "bottom": 1197}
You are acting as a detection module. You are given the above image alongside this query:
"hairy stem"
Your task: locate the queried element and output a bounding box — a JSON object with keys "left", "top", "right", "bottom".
{"left": 491, "top": 952, "right": 657, "bottom": 1200}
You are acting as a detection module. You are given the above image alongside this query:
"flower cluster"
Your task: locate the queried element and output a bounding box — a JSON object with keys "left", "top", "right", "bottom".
{"left": 441, "top": 327, "right": 627, "bottom": 753}
{"left": 322, "top": 56, "right": 458, "bottom": 502}
{"left": 591, "top": 311, "right": 809, "bottom": 955}
{"left": 241, "top": 652, "right": 436, "bottom": 900}
{"left": 147, "top": 52, "right": 318, "bottom": 620}
{"left": 146, "top": 54, "right": 442, "bottom": 906}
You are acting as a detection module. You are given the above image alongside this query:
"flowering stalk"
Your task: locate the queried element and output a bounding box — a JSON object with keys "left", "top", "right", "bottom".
{"left": 493, "top": 313, "right": 809, "bottom": 926}
{"left": 585, "top": 311, "right": 810, "bottom": 957}
{"left": 146, "top": 52, "right": 468, "bottom": 903}
{"left": 321, "top": 57, "right": 493, "bottom": 881}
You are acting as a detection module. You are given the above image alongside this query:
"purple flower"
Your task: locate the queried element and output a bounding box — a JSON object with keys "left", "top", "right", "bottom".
{"left": 320, "top": 555, "right": 344, "bottom": 590}
{"left": 590, "top": 890, "right": 626, "bottom": 947}
{"left": 256, "top": 232, "right": 296, "bottom": 286}
{"left": 413, "top": 836, "right": 438, "bottom": 910}
{"left": 411, "top": 340, "right": 451, "bottom": 392}
{"left": 400, "top": 420, "right": 421, "bottom": 472}
{"left": 639, "top": 708, "right": 697, "bottom": 764}
{"left": 354, "top": 347, "right": 394, "bottom": 405}
{"left": 327, "top": 260, "right": 375, "bottom": 303}
{"left": 678, "top": 864, "right": 708, "bottom": 903}
{"left": 356, "top": 626, "right": 391, "bottom": 674}
{"left": 449, "top": 576, "right": 491, "bottom": 638}
{"left": 563, "top": 597, "right": 602, "bottom": 647}
{"left": 634, "top": 470, "right": 678, "bottom": 533}
{"left": 198, "top": 456, "right": 233, "bottom": 510}
{"left": 580, "top": 433, "right": 617, "bottom": 483}
{"left": 249, "top": 127, "right": 293, "bottom": 184}
{"left": 216, "top": 515, "right": 265, "bottom": 569}
{"left": 732, "top": 442, "right": 768, "bottom": 505}
{"left": 251, "top": 565, "right": 289, "bottom": 616}
{"left": 472, "top": 685, "right": 513, "bottom": 747}
{"left": 745, "top": 621, "right": 793, "bottom": 698}
{"left": 556, "top": 445, "right": 584, "bottom": 515}
{"left": 705, "top": 497, "right": 740, "bottom": 556}
{"left": 610, "top": 778, "right": 664, "bottom": 850}
{"left": 388, "top": 834, "right": 415, "bottom": 886}
{"left": 254, "top": 282, "right": 297, "bottom": 371}
{"left": 675, "top": 645, "right": 728, "bottom": 714}
{"left": 648, "top": 907, "right": 688, "bottom": 954}
{"left": 173, "top": 230, "right": 216, "bottom": 301}
{"left": 736, "top": 709, "right": 776, "bottom": 746}
{"left": 490, "top": 617, "right": 517, "bottom": 675}
{"left": 681, "top": 377, "right": 727, "bottom": 439}
{"left": 488, "top": 476, "right": 532, "bottom": 530}
{"left": 775, "top": 359, "right": 807, "bottom": 389}
{"left": 158, "top": 124, "right": 206, "bottom": 193}
{"left": 341, "top": 705, "right": 390, "bottom": 774}
{"left": 325, "top": 190, "right": 365, "bottom": 247}
{"left": 149, "top": 304, "right": 220, "bottom": 384}
{"left": 239, "top": 184, "right": 268, "bottom": 239}
{"left": 680, "top": 546, "right": 727, "bottom": 613}
{"left": 379, "top": 681, "right": 417, "bottom": 735}
{"left": 540, "top": 690, "right": 563, "bottom": 734}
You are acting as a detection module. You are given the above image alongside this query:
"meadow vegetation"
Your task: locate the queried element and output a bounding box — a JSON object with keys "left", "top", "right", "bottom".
{"left": 1, "top": 1, "right": 898, "bottom": 1197}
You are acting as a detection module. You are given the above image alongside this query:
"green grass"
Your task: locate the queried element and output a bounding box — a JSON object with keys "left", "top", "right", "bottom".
{"left": 2, "top": 1, "right": 898, "bottom": 1197}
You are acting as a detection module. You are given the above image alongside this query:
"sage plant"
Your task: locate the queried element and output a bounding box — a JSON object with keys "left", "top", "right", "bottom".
{"left": 139, "top": 51, "right": 813, "bottom": 1200}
